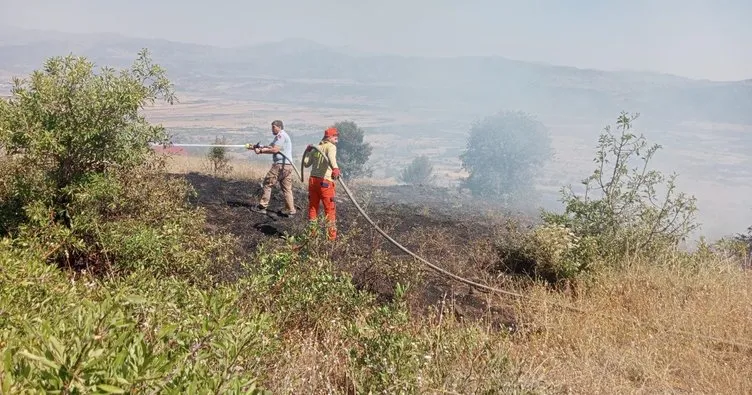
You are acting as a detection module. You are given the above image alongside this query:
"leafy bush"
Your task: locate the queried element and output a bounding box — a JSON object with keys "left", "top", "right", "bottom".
{"left": 495, "top": 221, "right": 599, "bottom": 283}
{"left": 702, "top": 227, "right": 752, "bottom": 269}
{"left": 244, "top": 241, "right": 374, "bottom": 332}
{"left": 0, "top": 50, "right": 236, "bottom": 279}
{"left": 399, "top": 155, "right": 435, "bottom": 185}
{"left": 332, "top": 120, "right": 373, "bottom": 180}
{"left": 459, "top": 110, "right": 552, "bottom": 205}
{"left": 0, "top": 49, "right": 173, "bottom": 231}
{"left": 0, "top": 245, "right": 273, "bottom": 394}
{"left": 346, "top": 283, "right": 426, "bottom": 393}
{"left": 735, "top": 226, "right": 752, "bottom": 257}
{"left": 542, "top": 112, "right": 699, "bottom": 261}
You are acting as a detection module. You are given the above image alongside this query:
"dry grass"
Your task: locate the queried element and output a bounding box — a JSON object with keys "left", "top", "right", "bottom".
{"left": 504, "top": 253, "right": 752, "bottom": 394}
{"left": 263, "top": 331, "right": 353, "bottom": 394}
{"left": 162, "top": 153, "right": 273, "bottom": 182}
{"left": 262, "top": 223, "right": 752, "bottom": 393}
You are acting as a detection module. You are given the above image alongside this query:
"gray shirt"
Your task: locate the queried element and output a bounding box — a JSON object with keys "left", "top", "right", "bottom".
{"left": 269, "top": 130, "right": 293, "bottom": 165}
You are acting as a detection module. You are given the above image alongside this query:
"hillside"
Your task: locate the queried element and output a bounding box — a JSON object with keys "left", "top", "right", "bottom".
{"left": 1, "top": 28, "right": 751, "bottom": 124}
{"left": 2, "top": 47, "right": 751, "bottom": 393}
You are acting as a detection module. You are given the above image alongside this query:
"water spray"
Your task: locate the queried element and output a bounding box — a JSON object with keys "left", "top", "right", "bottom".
{"left": 151, "top": 141, "right": 303, "bottom": 180}
{"left": 156, "top": 143, "right": 250, "bottom": 148}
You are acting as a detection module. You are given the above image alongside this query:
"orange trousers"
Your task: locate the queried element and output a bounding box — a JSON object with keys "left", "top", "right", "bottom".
{"left": 308, "top": 176, "right": 337, "bottom": 239}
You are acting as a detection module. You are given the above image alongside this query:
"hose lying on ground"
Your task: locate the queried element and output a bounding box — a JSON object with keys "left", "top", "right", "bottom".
{"left": 298, "top": 145, "right": 526, "bottom": 298}
{"left": 297, "top": 145, "right": 752, "bottom": 351}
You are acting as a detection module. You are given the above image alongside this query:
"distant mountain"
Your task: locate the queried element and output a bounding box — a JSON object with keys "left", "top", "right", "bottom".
{"left": 1, "top": 28, "right": 751, "bottom": 125}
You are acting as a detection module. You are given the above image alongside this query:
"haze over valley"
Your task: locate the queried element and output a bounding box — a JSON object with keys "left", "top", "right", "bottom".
{"left": 1, "top": 3, "right": 750, "bottom": 241}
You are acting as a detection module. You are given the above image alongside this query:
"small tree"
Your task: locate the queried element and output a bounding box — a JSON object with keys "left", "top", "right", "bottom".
{"left": 332, "top": 120, "right": 373, "bottom": 180}
{"left": 206, "top": 136, "right": 233, "bottom": 177}
{"left": 542, "top": 111, "right": 699, "bottom": 258}
{"left": 459, "top": 110, "right": 552, "bottom": 204}
{"left": 0, "top": 50, "right": 237, "bottom": 278}
{"left": 0, "top": 49, "right": 175, "bottom": 234}
{"left": 399, "top": 155, "right": 435, "bottom": 185}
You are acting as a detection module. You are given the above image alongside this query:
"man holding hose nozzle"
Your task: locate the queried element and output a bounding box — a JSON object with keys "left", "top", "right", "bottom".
{"left": 246, "top": 119, "right": 296, "bottom": 216}
{"left": 303, "top": 126, "right": 341, "bottom": 240}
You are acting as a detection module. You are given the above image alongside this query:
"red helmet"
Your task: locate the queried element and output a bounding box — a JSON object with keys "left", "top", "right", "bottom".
{"left": 324, "top": 127, "right": 338, "bottom": 138}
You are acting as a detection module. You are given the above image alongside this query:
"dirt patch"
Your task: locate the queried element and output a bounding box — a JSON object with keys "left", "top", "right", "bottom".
{"left": 178, "top": 171, "right": 526, "bottom": 328}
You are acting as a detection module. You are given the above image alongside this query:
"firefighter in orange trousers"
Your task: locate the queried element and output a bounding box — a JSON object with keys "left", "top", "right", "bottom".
{"left": 303, "top": 126, "right": 341, "bottom": 240}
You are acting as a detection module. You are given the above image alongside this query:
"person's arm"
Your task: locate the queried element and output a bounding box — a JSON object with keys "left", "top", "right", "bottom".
{"left": 327, "top": 144, "right": 338, "bottom": 169}
{"left": 258, "top": 145, "right": 280, "bottom": 154}
{"left": 327, "top": 144, "right": 341, "bottom": 179}
{"left": 255, "top": 135, "right": 282, "bottom": 154}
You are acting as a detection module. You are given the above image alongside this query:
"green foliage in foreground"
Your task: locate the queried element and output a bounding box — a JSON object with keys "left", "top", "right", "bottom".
{"left": 0, "top": 242, "right": 272, "bottom": 394}
{"left": 0, "top": 239, "right": 527, "bottom": 394}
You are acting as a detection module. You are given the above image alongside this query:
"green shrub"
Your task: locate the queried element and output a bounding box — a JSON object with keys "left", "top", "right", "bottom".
{"left": 0, "top": 243, "right": 274, "bottom": 394}
{"left": 346, "top": 283, "right": 426, "bottom": 393}
{"left": 206, "top": 135, "right": 233, "bottom": 177}
{"left": 0, "top": 49, "right": 174, "bottom": 233}
{"left": 542, "top": 111, "right": 699, "bottom": 262}
{"left": 496, "top": 221, "right": 599, "bottom": 283}
{"left": 733, "top": 226, "right": 752, "bottom": 267}
{"left": 244, "top": 240, "right": 374, "bottom": 332}
{"left": 0, "top": 50, "right": 238, "bottom": 280}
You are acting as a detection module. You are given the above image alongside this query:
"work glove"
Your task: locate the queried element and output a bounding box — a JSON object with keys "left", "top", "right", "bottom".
{"left": 305, "top": 144, "right": 314, "bottom": 153}
{"left": 331, "top": 168, "right": 341, "bottom": 179}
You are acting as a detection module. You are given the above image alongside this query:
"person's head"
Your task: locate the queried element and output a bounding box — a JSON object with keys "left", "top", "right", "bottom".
{"left": 271, "top": 120, "right": 284, "bottom": 135}
{"left": 323, "top": 126, "right": 338, "bottom": 144}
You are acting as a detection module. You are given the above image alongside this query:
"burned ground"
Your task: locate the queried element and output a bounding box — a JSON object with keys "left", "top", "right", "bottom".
{"left": 178, "top": 171, "right": 532, "bottom": 328}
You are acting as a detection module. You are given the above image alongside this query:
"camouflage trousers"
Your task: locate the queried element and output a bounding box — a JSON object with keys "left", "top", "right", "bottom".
{"left": 259, "top": 163, "right": 296, "bottom": 213}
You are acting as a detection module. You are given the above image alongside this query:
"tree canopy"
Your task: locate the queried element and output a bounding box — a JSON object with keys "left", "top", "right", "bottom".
{"left": 459, "top": 110, "right": 552, "bottom": 204}
{"left": 332, "top": 120, "right": 373, "bottom": 180}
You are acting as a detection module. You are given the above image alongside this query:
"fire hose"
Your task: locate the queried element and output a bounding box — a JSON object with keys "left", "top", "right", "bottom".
{"left": 300, "top": 146, "right": 752, "bottom": 351}
{"left": 157, "top": 141, "right": 752, "bottom": 351}
{"left": 159, "top": 141, "right": 523, "bottom": 296}
{"left": 299, "top": 145, "right": 528, "bottom": 298}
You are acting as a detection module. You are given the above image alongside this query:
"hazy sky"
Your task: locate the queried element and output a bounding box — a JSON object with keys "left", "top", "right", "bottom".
{"left": 1, "top": 0, "right": 750, "bottom": 81}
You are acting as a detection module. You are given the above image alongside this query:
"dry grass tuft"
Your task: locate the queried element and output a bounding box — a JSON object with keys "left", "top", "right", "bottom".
{"left": 263, "top": 331, "right": 354, "bottom": 394}
{"left": 505, "top": 253, "right": 752, "bottom": 394}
